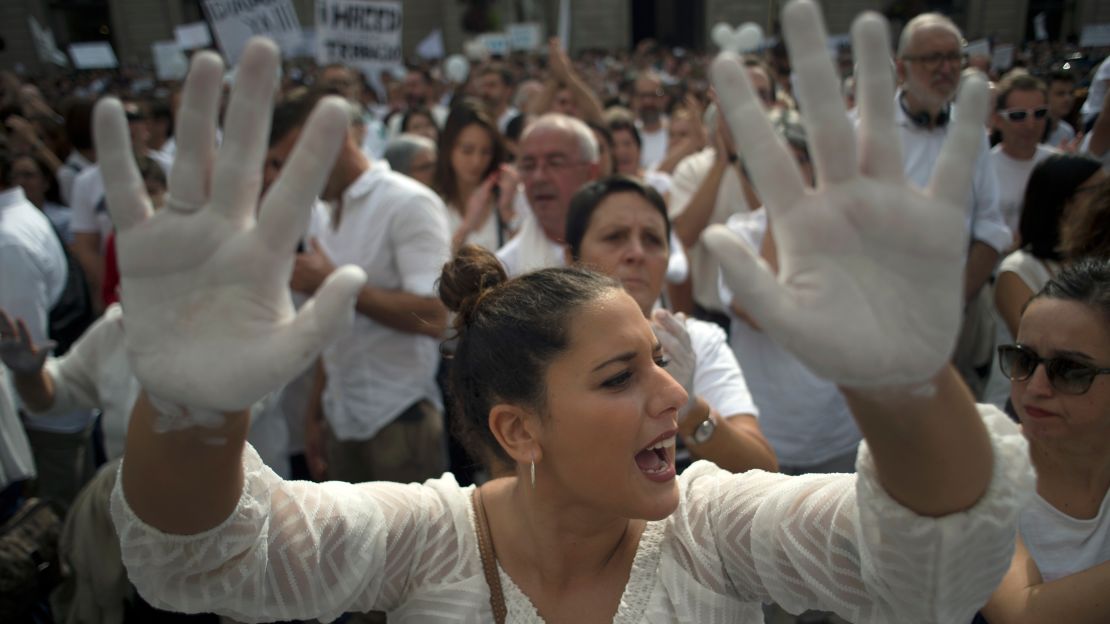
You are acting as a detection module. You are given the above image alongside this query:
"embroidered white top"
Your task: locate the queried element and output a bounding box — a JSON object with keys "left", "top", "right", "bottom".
{"left": 110, "top": 406, "right": 1031, "bottom": 624}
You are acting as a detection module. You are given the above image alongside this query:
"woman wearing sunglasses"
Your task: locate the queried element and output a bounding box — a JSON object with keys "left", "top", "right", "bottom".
{"left": 983, "top": 257, "right": 1110, "bottom": 623}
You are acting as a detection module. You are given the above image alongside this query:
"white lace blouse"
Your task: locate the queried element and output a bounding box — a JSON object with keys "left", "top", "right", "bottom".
{"left": 110, "top": 406, "right": 1032, "bottom": 623}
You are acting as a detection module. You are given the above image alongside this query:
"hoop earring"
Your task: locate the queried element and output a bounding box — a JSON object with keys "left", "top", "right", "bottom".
{"left": 530, "top": 453, "right": 536, "bottom": 489}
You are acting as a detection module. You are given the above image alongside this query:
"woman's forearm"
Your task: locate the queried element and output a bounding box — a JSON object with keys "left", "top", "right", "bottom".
{"left": 984, "top": 538, "right": 1110, "bottom": 624}
{"left": 120, "top": 391, "right": 250, "bottom": 534}
{"left": 841, "top": 365, "right": 992, "bottom": 517}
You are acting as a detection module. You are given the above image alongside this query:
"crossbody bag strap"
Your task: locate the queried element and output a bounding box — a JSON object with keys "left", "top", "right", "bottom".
{"left": 471, "top": 487, "right": 507, "bottom": 624}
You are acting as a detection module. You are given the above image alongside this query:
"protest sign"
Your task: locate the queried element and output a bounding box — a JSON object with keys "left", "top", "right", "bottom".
{"left": 203, "top": 0, "right": 303, "bottom": 64}
{"left": 965, "top": 39, "right": 990, "bottom": 59}
{"left": 1080, "top": 24, "right": 1110, "bottom": 47}
{"left": 479, "top": 33, "right": 509, "bottom": 57}
{"left": 416, "top": 29, "right": 444, "bottom": 59}
{"left": 315, "top": 0, "right": 402, "bottom": 91}
{"left": 68, "top": 42, "right": 118, "bottom": 69}
{"left": 991, "top": 43, "right": 1014, "bottom": 73}
{"left": 152, "top": 41, "right": 189, "bottom": 81}
{"left": 29, "top": 17, "right": 68, "bottom": 66}
{"left": 508, "top": 23, "right": 543, "bottom": 51}
{"left": 176, "top": 22, "right": 213, "bottom": 50}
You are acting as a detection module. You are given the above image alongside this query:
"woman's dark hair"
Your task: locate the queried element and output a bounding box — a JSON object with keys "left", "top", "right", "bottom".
{"left": 1018, "top": 154, "right": 1102, "bottom": 261}
{"left": 1059, "top": 176, "right": 1110, "bottom": 260}
{"left": 434, "top": 99, "right": 506, "bottom": 209}
{"left": 438, "top": 245, "right": 620, "bottom": 466}
{"left": 586, "top": 120, "right": 616, "bottom": 173}
{"left": 606, "top": 115, "right": 642, "bottom": 149}
{"left": 1029, "top": 256, "right": 1110, "bottom": 325}
{"left": 401, "top": 107, "right": 439, "bottom": 137}
{"left": 12, "top": 150, "right": 61, "bottom": 204}
{"left": 565, "top": 175, "right": 671, "bottom": 261}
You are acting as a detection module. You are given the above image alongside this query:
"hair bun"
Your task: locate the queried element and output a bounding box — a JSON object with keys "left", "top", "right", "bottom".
{"left": 439, "top": 244, "right": 508, "bottom": 327}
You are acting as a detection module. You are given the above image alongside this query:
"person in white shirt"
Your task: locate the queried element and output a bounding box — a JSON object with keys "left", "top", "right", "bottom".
{"left": 0, "top": 140, "right": 67, "bottom": 501}
{"left": 1079, "top": 55, "right": 1110, "bottom": 127}
{"left": 990, "top": 73, "right": 1060, "bottom": 236}
{"left": 562, "top": 175, "right": 776, "bottom": 474}
{"left": 891, "top": 13, "right": 1011, "bottom": 398}
{"left": 265, "top": 87, "right": 451, "bottom": 484}
{"left": 631, "top": 73, "right": 669, "bottom": 169}
{"left": 983, "top": 258, "right": 1110, "bottom": 623}
{"left": 56, "top": 98, "right": 96, "bottom": 207}
{"left": 1044, "top": 69, "right": 1077, "bottom": 148}
{"left": 98, "top": 19, "right": 1032, "bottom": 621}
{"left": 496, "top": 113, "right": 600, "bottom": 277}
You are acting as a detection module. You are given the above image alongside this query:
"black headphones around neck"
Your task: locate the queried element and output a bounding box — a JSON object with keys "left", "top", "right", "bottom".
{"left": 899, "top": 93, "right": 951, "bottom": 129}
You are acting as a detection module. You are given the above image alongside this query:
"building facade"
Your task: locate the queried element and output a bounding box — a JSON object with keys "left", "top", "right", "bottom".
{"left": 1, "top": 0, "right": 1107, "bottom": 73}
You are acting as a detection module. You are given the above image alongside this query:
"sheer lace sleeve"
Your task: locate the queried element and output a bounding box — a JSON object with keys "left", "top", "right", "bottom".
{"left": 673, "top": 404, "right": 1033, "bottom": 623}
{"left": 109, "top": 444, "right": 479, "bottom": 623}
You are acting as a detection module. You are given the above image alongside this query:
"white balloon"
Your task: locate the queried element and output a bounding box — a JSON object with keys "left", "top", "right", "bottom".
{"left": 711, "top": 23, "right": 734, "bottom": 49}
{"left": 735, "top": 23, "right": 765, "bottom": 52}
{"left": 444, "top": 54, "right": 470, "bottom": 83}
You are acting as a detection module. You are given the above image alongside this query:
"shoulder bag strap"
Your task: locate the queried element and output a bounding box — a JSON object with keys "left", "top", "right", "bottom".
{"left": 471, "top": 487, "right": 507, "bottom": 624}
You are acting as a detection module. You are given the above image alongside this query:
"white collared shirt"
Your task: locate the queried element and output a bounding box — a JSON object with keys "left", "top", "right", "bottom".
{"left": 885, "top": 93, "right": 1011, "bottom": 254}
{"left": 317, "top": 166, "right": 450, "bottom": 441}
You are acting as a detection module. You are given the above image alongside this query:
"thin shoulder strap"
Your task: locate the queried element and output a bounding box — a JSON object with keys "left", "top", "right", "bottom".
{"left": 471, "top": 487, "right": 507, "bottom": 624}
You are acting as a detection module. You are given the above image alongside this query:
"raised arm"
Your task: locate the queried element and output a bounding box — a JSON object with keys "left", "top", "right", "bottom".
{"left": 95, "top": 40, "right": 365, "bottom": 534}
{"left": 705, "top": 3, "right": 997, "bottom": 517}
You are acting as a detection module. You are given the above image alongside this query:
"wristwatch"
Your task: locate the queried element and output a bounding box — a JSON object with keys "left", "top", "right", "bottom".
{"left": 690, "top": 413, "right": 717, "bottom": 445}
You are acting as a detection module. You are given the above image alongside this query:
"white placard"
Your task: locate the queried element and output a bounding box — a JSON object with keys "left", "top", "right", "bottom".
{"left": 508, "top": 23, "right": 542, "bottom": 51}
{"left": 175, "top": 22, "right": 213, "bottom": 50}
{"left": 68, "top": 42, "right": 118, "bottom": 69}
{"left": 315, "top": 0, "right": 402, "bottom": 92}
{"left": 152, "top": 41, "right": 189, "bottom": 81}
{"left": 416, "top": 29, "right": 444, "bottom": 59}
{"left": 965, "top": 38, "right": 990, "bottom": 58}
{"left": 203, "top": 0, "right": 303, "bottom": 65}
{"left": 478, "top": 33, "right": 509, "bottom": 57}
{"left": 29, "top": 17, "right": 68, "bottom": 66}
{"left": 991, "top": 43, "right": 1014, "bottom": 72}
{"left": 1080, "top": 24, "right": 1110, "bottom": 48}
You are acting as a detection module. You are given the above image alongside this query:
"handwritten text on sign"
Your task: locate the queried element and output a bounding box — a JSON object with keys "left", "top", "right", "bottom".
{"left": 316, "top": 0, "right": 403, "bottom": 80}
{"left": 203, "top": 0, "right": 303, "bottom": 63}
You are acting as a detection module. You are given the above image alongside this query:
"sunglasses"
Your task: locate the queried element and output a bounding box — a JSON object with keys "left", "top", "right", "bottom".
{"left": 998, "top": 344, "right": 1110, "bottom": 395}
{"left": 999, "top": 107, "right": 1049, "bottom": 122}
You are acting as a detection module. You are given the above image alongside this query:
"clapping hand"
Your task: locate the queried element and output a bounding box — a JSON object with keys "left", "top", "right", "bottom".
{"left": 703, "top": 1, "right": 988, "bottom": 388}
{"left": 92, "top": 39, "right": 366, "bottom": 428}
{"left": 0, "top": 309, "right": 54, "bottom": 375}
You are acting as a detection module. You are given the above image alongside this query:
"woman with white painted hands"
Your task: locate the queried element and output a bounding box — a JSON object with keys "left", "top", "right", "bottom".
{"left": 106, "top": 3, "right": 1030, "bottom": 623}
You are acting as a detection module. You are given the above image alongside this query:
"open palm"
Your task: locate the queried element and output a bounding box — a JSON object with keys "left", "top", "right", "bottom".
{"left": 94, "top": 40, "right": 365, "bottom": 422}
{"left": 704, "top": 2, "right": 988, "bottom": 388}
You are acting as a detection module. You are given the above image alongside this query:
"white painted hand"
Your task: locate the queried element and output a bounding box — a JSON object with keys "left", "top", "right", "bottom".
{"left": 93, "top": 39, "right": 366, "bottom": 427}
{"left": 652, "top": 309, "right": 697, "bottom": 419}
{"left": 703, "top": 1, "right": 988, "bottom": 388}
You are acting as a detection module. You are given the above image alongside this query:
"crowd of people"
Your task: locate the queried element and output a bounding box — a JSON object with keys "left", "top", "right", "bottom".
{"left": 0, "top": 1, "right": 1108, "bottom": 622}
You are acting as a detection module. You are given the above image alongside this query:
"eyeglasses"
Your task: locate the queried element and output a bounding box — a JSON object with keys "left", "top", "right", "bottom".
{"left": 902, "top": 52, "right": 966, "bottom": 69}
{"left": 998, "top": 344, "right": 1110, "bottom": 395}
{"left": 518, "top": 155, "right": 585, "bottom": 176}
{"left": 999, "top": 107, "right": 1050, "bottom": 122}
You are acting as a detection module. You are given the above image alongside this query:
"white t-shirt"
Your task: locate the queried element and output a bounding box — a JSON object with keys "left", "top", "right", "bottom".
{"left": 885, "top": 94, "right": 1011, "bottom": 254}
{"left": 1080, "top": 56, "right": 1110, "bottom": 124}
{"left": 668, "top": 148, "right": 749, "bottom": 313}
{"left": 1044, "top": 119, "right": 1075, "bottom": 148}
{"left": 56, "top": 150, "right": 92, "bottom": 207}
{"left": 638, "top": 122, "right": 668, "bottom": 170}
{"left": 495, "top": 209, "right": 566, "bottom": 278}
{"left": 109, "top": 405, "right": 1032, "bottom": 623}
{"left": 70, "top": 152, "right": 173, "bottom": 250}
{"left": 1019, "top": 487, "right": 1110, "bottom": 583}
{"left": 317, "top": 166, "right": 450, "bottom": 441}
{"left": 990, "top": 144, "right": 1059, "bottom": 235}
{"left": 719, "top": 209, "right": 863, "bottom": 467}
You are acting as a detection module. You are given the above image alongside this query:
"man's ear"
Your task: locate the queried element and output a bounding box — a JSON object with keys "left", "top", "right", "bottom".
{"left": 489, "top": 402, "right": 544, "bottom": 467}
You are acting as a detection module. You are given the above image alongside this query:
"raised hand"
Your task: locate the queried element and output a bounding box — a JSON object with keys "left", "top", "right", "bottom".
{"left": 703, "top": 0, "right": 988, "bottom": 388}
{"left": 93, "top": 39, "right": 366, "bottom": 428}
{"left": 652, "top": 309, "right": 697, "bottom": 420}
{"left": 0, "top": 309, "right": 54, "bottom": 375}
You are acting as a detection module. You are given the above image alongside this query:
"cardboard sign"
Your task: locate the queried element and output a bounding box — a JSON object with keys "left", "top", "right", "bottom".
{"left": 175, "top": 22, "right": 213, "bottom": 50}
{"left": 152, "top": 41, "right": 189, "bottom": 81}
{"left": 315, "top": 0, "right": 402, "bottom": 91}
{"left": 203, "top": 0, "right": 303, "bottom": 64}
{"left": 991, "top": 44, "right": 1014, "bottom": 73}
{"left": 508, "top": 23, "right": 542, "bottom": 51}
{"left": 68, "top": 42, "right": 118, "bottom": 69}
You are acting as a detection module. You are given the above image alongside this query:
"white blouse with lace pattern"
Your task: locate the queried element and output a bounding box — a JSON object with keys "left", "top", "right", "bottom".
{"left": 110, "top": 405, "right": 1032, "bottom": 623}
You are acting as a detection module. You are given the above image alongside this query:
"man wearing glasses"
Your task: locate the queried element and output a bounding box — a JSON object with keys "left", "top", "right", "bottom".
{"left": 496, "top": 113, "right": 599, "bottom": 276}
{"left": 991, "top": 73, "right": 1060, "bottom": 235}
{"left": 892, "top": 13, "right": 1010, "bottom": 399}
{"left": 632, "top": 73, "right": 669, "bottom": 170}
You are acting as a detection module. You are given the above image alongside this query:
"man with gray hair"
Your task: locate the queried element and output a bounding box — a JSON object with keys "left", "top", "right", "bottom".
{"left": 890, "top": 12, "right": 1010, "bottom": 398}
{"left": 496, "top": 113, "right": 599, "bottom": 276}
{"left": 383, "top": 133, "right": 437, "bottom": 189}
